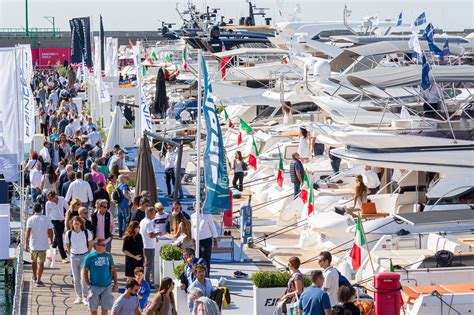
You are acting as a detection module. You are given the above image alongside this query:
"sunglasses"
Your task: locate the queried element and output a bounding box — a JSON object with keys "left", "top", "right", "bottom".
{"left": 96, "top": 243, "right": 106, "bottom": 247}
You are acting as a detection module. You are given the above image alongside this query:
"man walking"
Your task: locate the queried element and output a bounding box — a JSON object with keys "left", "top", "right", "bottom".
{"left": 318, "top": 251, "right": 339, "bottom": 307}
{"left": 29, "top": 161, "right": 43, "bottom": 203}
{"left": 25, "top": 203, "right": 54, "bottom": 287}
{"left": 116, "top": 175, "right": 132, "bottom": 237}
{"left": 45, "top": 191, "right": 68, "bottom": 263}
{"left": 111, "top": 279, "right": 141, "bottom": 315}
{"left": 191, "top": 206, "right": 218, "bottom": 274}
{"left": 290, "top": 153, "right": 304, "bottom": 197}
{"left": 164, "top": 144, "right": 176, "bottom": 198}
{"left": 83, "top": 238, "right": 118, "bottom": 315}
{"left": 298, "top": 270, "right": 331, "bottom": 315}
{"left": 65, "top": 171, "right": 93, "bottom": 208}
{"left": 91, "top": 199, "right": 115, "bottom": 253}
{"left": 139, "top": 207, "right": 160, "bottom": 288}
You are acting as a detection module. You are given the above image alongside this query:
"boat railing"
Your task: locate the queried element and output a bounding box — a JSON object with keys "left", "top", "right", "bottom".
{"left": 428, "top": 185, "right": 474, "bottom": 210}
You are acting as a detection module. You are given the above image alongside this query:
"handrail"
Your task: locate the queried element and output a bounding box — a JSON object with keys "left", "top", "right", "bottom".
{"left": 429, "top": 185, "right": 474, "bottom": 210}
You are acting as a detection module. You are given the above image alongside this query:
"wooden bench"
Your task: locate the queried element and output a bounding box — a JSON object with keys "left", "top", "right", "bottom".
{"left": 351, "top": 210, "right": 390, "bottom": 220}
{"left": 212, "top": 235, "right": 235, "bottom": 262}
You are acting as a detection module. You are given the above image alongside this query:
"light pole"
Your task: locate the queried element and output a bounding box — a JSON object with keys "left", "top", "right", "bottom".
{"left": 43, "top": 16, "right": 56, "bottom": 37}
{"left": 25, "top": 0, "right": 29, "bottom": 36}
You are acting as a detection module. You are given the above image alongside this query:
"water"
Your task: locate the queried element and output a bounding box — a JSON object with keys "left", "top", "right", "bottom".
{"left": 0, "top": 261, "right": 15, "bottom": 315}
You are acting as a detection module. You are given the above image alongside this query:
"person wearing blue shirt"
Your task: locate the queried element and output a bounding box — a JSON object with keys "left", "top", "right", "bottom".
{"left": 290, "top": 153, "right": 304, "bottom": 197}
{"left": 298, "top": 270, "right": 331, "bottom": 315}
{"left": 116, "top": 175, "right": 132, "bottom": 237}
{"left": 118, "top": 267, "right": 150, "bottom": 311}
{"left": 187, "top": 263, "right": 213, "bottom": 312}
{"left": 179, "top": 248, "right": 206, "bottom": 292}
{"left": 83, "top": 238, "right": 118, "bottom": 314}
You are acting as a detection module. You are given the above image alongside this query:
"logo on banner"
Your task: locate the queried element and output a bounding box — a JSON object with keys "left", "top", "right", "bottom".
{"left": 19, "top": 67, "right": 32, "bottom": 139}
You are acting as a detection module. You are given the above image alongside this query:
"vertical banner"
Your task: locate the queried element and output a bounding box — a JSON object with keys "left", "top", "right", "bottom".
{"left": 18, "top": 44, "right": 35, "bottom": 144}
{"left": 200, "top": 55, "right": 230, "bottom": 214}
{"left": 132, "top": 42, "right": 152, "bottom": 139}
{"left": 69, "top": 17, "right": 93, "bottom": 68}
{"left": 99, "top": 15, "right": 105, "bottom": 72}
{"left": 105, "top": 37, "right": 118, "bottom": 77}
{"left": 0, "top": 48, "right": 21, "bottom": 167}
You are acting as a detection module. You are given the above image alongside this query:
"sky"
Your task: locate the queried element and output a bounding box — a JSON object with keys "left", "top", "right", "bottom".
{"left": 0, "top": 0, "right": 473, "bottom": 32}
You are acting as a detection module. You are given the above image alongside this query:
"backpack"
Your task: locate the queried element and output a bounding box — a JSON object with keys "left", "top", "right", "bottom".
{"left": 112, "top": 186, "right": 124, "bottom": 204}
{"left": 335, "top": 268, "right": 353, "bottom": 289}
{"left": 242, "top": 161, "right": 248, "bottom": 171}
{"left": 67, "top": 229, "right": 89, "bottom": 250}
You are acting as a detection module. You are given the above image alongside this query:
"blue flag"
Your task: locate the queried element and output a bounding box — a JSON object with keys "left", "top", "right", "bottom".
{"left": 423, "top": 23, "right": 434, "bottom": 41}
{"left": 414, "top": 12, "right": 426, "bottom": 26}
{"left": 396, "top": 12, "right": 403, "bottom": 27}
{"left": 200, "top": 55, "right": 230, "bottom": 214}
{"left": 421, "top": 54, "right": 431, "bottom": 90}
{"left": 440, "top": 39, "right": 450, "bottom": 62}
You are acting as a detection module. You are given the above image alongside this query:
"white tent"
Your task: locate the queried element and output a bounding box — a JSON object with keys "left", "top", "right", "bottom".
{"left": 105, "top": 105, "right": 124, "bottom": 152}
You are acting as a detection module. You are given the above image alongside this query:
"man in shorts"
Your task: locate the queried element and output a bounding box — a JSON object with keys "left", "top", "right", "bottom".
{"left": 111, "top": 279, "right": 140, "bottom": 315}
{"left": 83, "top": 238, "right": 118, "bottom": 314}
{"left": 25, "top": 203, "right": 54, "bottom": 287}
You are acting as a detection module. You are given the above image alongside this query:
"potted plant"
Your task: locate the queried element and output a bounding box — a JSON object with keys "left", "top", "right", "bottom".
{"left": 160, "top": 244, "right": 182, "bottom": 281}
{"left": 251, "top": 271, "right": 311, "bottom": 315}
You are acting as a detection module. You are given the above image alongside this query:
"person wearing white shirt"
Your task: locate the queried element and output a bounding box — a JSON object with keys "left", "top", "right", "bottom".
{"left": 39, "top": 141, "right": 52, "bottom": 165}
{"left": 318, "top": 251, "right": 339, "bottom": 307}
{"left": 65, "top": 171, "right": 93, "bottom": 207}
{"left": 65, "top": 216, "right": 93, "bottom": 304}
{"left": 88, "top": 128, "right": 101, "bottom": 147}
{"left": 45, "top": 191, "right": 68, "bottom": 262}
{"left": 139, "top": 207, "right": 161, "bottom": 287}
{"left": 362, "top": 165, "right": 381, "bottom": 195}
{"left": 191, "top": 209, "right": 218, "bottom": 273}
{"left": 65, "top": 119, "right": 76, "bottom": 138}
{"left": 30, "top": 161, "right": 43, "bottom": 203}
{"left": 25, "top": 203, "right": 54, "bottom": 287}
{"left": 164, "top": 144, "right": 177, "bottom": 198}
{"left": 179, "top": 108, "right": 191, "bottom": 123}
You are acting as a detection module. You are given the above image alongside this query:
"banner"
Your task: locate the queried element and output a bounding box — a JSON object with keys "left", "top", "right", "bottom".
{"left": 105, "top": 37, "right": 118, "bottom": 77}
{"left": 132, "top": 42, "right": 152, "bottom": 138}
{"left": 99, "top": 15, "right": 105, "bottom": 72}
{"left": 201, "top": 55, "right": 230, "bottom": 214}
{"left": 18, "top": 45, "right": 35, "bottom": 144}
{"left": 69, "top": 17, "right": 93, "bottom": 68}
{"left": 0, "top": 48, "right": 21, "bottom": 166}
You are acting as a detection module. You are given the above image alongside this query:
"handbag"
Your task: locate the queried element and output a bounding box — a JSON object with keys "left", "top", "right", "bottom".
{"left": 361, "top": 200, "right": 377, "bottom": 215}
{"left": 288, "top": 295, "right": 300, "bottom": 315}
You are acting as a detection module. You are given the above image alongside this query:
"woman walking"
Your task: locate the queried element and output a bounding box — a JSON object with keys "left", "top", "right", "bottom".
{"left": 274, "top": 256, "right": 304, "bottom": 315}
{"left": 144, "top": 277, "right": 177, "bottom": 315}
{"left": 122, "top": 221, "right": 144, "bottom": 280}
{"left": 65, "top": 198, "right": 82, "bottom": 230}
{"left": 231, "top": 151, "right": 245, "bottom": 192}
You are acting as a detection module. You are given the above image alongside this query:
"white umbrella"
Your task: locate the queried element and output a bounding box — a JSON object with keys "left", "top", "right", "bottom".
{"left": 105, "top": 105, "right": 124, "bottom": 152}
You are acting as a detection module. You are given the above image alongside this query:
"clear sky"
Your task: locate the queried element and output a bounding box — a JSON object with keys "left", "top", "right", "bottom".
{"left": 1, "top": 0, "right": 473, "bottom": 32}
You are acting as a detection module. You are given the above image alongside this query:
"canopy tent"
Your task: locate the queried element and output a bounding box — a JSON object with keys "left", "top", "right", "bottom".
{"left": 136, "top": 135, "right": 157, "bottom": 205}
{"left": 346, "top": 65, "right": 474, "bottom": 89}
{"left": 105, "top": 105, "right": 124, "bottom": 152}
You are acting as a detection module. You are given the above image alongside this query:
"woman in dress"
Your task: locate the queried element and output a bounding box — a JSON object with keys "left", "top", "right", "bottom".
{"left": 297, "top": 127, "right": 311, "bottom": 162}
{"left": 122, "top": 221, "right": 144, "bottom": 280}
{"left": 274, "top": 256, "right": 304, "bottom": 315}
{"left": 352, "top": 174, "right": 368, "bottom": 209}
{"left": 169, "top": 212, "right": 194, "bottom": 249}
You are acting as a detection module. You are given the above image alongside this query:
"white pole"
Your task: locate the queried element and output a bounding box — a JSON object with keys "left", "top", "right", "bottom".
{"left": 195, "top": 49, "right": 202, "bottom": 258}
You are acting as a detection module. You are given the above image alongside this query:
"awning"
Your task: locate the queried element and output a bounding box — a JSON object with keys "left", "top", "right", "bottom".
{"left": 346, "top": 65, "right": 474, "bottom": 88}
{"left": 213, "top": 47, "right": 288, "bottom": 59}
{"left": 393, "top": 210, "right": 474, "bottom": 226}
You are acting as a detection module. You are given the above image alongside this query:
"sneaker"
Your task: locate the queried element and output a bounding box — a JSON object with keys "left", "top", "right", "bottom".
{"left": 73, "top": 297, "right": 82, "bottom": 304}
{"left": 35, "top": 280, "right": 45, "bottom": 287}
{"left": 82, "top": 298, "right": 88, "bottom": 305}
{"left": 62, "top": 259, "right": 69, "bottom": 263}
{"left": 31, "top": 276, "right": 37, "bottom": 283}
{"left": 234, "top": 271, "right": 248, "bottom": 278}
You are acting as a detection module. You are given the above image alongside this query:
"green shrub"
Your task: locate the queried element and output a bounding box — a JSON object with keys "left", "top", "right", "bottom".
{"left": 251, "top": 271, "right": 311, "bottom": 288}
{"left": 127, "top": 178, "right": 136, "bottom": 187}
{"left": 173, "top": 263, "right": 185, "bottom": 279}
{"left": 160, "top": 244, "right": 183, "bottom": 261}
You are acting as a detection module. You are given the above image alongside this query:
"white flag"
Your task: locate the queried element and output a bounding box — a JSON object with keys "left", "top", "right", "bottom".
{"left": 132, "top": 42, "right": 152, "bottom": 139}
{"left": 408, "top": 32, "right": 422, "bottom": 60}
{"left": 17, "top": 45, "right": 36, "bottom": 144}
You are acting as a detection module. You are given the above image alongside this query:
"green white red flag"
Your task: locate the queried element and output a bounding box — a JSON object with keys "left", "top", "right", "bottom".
{"left": 300, "top": 173, "right": 313, "bottom": 215}
{"left": 349, "top": 217, "right": 366, "bottom": 270}
{"left": 182, "top": 44, "right": 188, "bottom": 71}
{"left": 141, "top": 65, "right": 147, "bottom": 77}
{"left": 248, "top": 137, "right": 259, "bottom": 170}
{"left": 224, "top": 108, "right": 234, "bottom": 128}
{"left": 238, "top": 118, "right": 252, "bottom": 145}
{"left": 277, "top": 146, "right": 284, "bottom": 187}
{"left": 152, "top": 51, "right": 158, "bottom": 62}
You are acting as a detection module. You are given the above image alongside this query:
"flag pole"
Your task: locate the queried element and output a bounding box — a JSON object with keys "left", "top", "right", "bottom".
{"left": 359, "top": 216, "right": 376, "bottom": 276}
{"left": 195, "top": 49, "right": 202, "bottom": 258}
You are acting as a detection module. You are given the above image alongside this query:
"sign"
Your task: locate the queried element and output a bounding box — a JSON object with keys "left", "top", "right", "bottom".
{"left": 200, "top": 55, "right": 230, "bottom": 214}
{"left": 31, "top": 48, "right": 71, "bottom": 66}
{"left": 17, "top": 45, "right": 35, "bottom": 144}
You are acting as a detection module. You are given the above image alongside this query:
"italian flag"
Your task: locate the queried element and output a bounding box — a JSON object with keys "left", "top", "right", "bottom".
{"left": 141, "top": 65, "right": 147, "bottom": 77}
{"left": 300, "top": 174, "right": 313, "bottom": 215}
{"left": 349, "top": 217, "right": 366, "bottom": 271}
{"left": 152, "top": 51, "right": 158, "bottom": 62}
{"left": 248, "top": 137, "right": 259, "bottom": 170}
{"left": 238, "top": 118, "right": 252, "bottom": 145}
{"left": 128, "top": 39, "right": 134, "bottom": 49}
{"left": 277, "top": 146, "right": 284, "bottom": 187}
{"left": 224, "top": 108, "right": 234, "bottom": 128}
{"left": 182, "top": 45, "right": 188, "bottom": 71}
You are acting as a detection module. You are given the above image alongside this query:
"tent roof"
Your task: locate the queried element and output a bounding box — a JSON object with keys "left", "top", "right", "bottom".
{"left": 346, "top": 65, "right": 474, "bottom": 88}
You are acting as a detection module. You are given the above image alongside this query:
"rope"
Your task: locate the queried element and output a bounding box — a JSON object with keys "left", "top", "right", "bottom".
{"left": 253, "top": 218, "right": 310, "bottom": 244}
{"left": 242, "top": 175, "right": 275, "bottom": 186}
